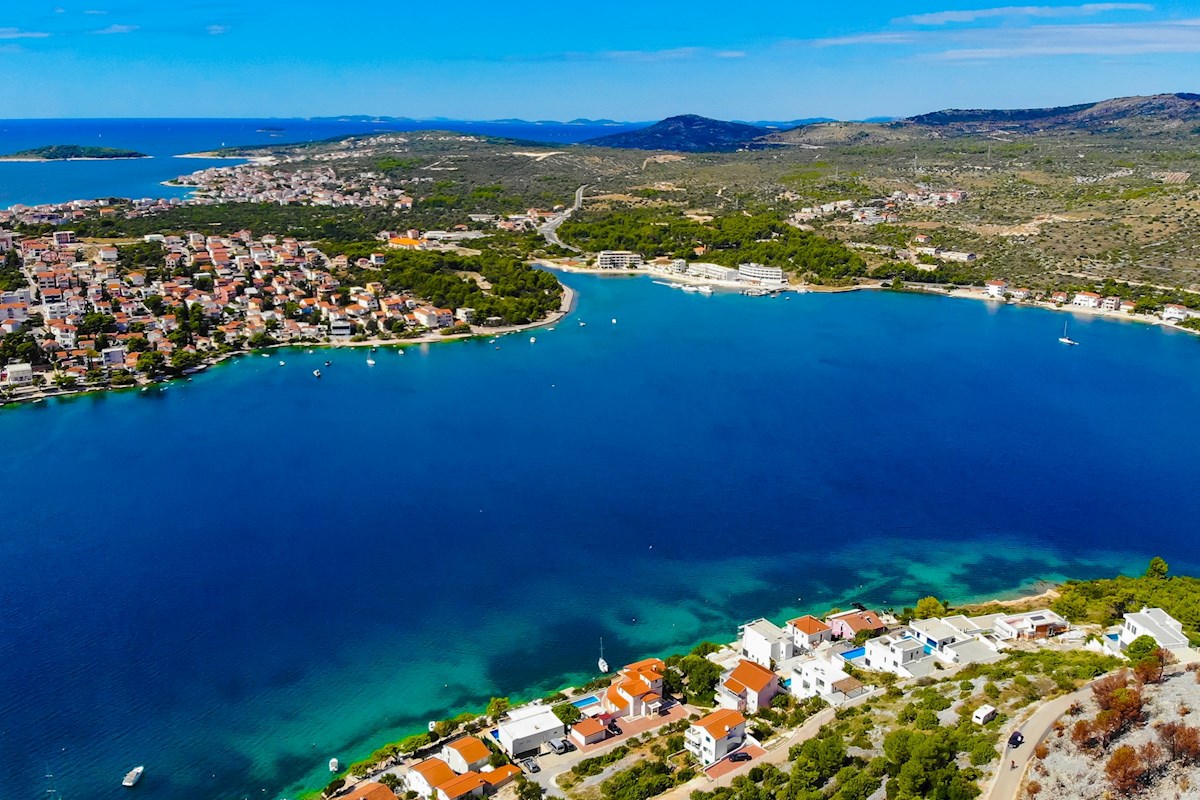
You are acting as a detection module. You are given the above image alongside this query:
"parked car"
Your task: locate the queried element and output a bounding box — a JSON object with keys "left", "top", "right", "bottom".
{"left": 547, "top": 738, "right": 570, "bottom": 756}
{"left": 607, "top": 722, "right": 622, "bottom": 735}
{"left": 729, "top": 752, "right": 752, "bottom": 763}
{"left": 1007, "top": 731, "right": 1024, "bottom": 749}
{"left": 520, "top": 758, "right": 540, "bottom": 773}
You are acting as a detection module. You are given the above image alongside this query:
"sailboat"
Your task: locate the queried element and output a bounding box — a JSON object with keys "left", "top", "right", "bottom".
{"left": 598, "top": 638, "right": 609, "bottom": 674}
{"left": 1058, "top": 320, "right": 1079, "bottom": 346}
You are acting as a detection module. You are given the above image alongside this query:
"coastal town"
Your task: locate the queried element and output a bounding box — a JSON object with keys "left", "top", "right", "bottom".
{"left": 323, "top": 578, "right": 1198, "bottom": 800}
{"left": 0, "top": 224, "right": 565, "bottom": 399}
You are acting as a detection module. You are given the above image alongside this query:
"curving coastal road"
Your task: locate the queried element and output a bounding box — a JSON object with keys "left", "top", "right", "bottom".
{"left": 539, "top": 184, "right": 587, "bottom": 252}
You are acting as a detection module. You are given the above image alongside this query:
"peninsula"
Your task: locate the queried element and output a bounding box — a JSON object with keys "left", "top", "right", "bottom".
{"left": 0, "top": 144, "right": 150, "bottom": 162}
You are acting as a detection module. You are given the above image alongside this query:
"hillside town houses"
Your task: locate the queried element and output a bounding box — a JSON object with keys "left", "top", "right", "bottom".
{"left": 0, "top": 228, "right": 479, "bottom": 388}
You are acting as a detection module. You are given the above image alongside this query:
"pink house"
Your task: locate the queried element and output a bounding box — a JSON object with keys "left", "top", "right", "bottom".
{"left": 826, "top": 610, "right": 886, "bottom": 641}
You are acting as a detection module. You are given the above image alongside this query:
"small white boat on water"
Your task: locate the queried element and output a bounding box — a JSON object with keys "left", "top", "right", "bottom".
{"left": 397, "top": 349, "right": 404, "bottom": 355}
{"left": 278, "top": 361, "right": 286, "bottom": 366}
{"left": 611, "top": 318, "right": 617, "bottom": 324}
{"left": 329, "top": 758, "right": 340, "bottom": 773}
{"left": 313, "top": 369, "right": 322, "bottom": 379}
{"left": 598, "top": 638, "right": 609, "bottom": 674}
{"left": 366, "top": 358, "right": 376, "bottom": 366}
{"left": 529, "top": 336, "right": 537, "bottom": 343}
{"left": 260, "top": 353, "right": 269, "bottom": 358}
{"left": 579, "top": 321, "right": 587, "bottom": 327}
{"left": 697, "top": 285, "right": 714, "bottom": 295}
{"left": 123, "top": 766, "right": 144, "bottom": 787}
{"left": 1059, "top": 321, "right": 1079, "bottom": 346}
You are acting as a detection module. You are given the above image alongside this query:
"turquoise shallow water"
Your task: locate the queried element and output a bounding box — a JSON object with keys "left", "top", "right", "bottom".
{"left": 2, "top": 275, "right": 1198, "bottom": 800}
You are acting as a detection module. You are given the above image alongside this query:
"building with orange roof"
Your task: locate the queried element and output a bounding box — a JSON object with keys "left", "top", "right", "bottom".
{"left": 570, "top": 717, "right": 608, "bottom": 747}
{"left": 715, "top": 659, "right": 781, "bottom": 713}
{"left": 601, "top": 658, "right": 665, "bottom": 720}
{"left": 785, "top": 615, "right": 832, "bottom": 651}
{"left": 479, "top": 764, "right": 521, "bottom": 793}
{"left": 442, "top": 736, "right": 491, "bottom": 774}
{"left": 405, "top": 757, "right": 458, "bottom": 798}
{"left": 345, "top": 782, "right": 400, "bottom": 800}
{"left": 435, "top": 772, "right": 486, "bottom": 800}
{"left": 685, "top": 709, "right": 746, "bottom": 765}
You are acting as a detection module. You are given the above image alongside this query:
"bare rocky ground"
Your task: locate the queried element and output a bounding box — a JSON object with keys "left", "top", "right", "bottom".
{"left": 1024, "top": 669, "right": 1200, "bottom": 800}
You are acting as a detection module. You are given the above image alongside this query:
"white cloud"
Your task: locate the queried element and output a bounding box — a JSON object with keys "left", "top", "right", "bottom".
{"left": 0, "top": 27, "right": 50, "bottom": 39}
{"left": 715, "top": 50, "right": 747, "bottom": 58}
{"left": 813, "top": 32, "right": 916, "bottom": 47}
{"left": 928, "top": 18, "right": 1200, "bottom": 59}
{"left": 600, "top": 47, "right": 704, "bottom": 62}
{"left": 84, "top": 9, "right": 109, "bottom": 14}
{"left": 900, "top": 3, "right": 1154, "bottom": 26}
{"left": 92, "top": 24, "right": 138, "bottom": 34}
{"left": 207, "top": 24, "right": 230, "bottom": 35}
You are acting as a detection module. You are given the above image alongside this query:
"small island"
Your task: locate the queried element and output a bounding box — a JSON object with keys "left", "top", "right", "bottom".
{"left": 0, "top": 144, "right": 149, "bottom": 162}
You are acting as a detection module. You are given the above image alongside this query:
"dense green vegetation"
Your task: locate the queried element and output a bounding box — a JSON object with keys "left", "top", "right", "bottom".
{"left": 0, "top": 144, "right": 147, "bottom": 160}
{"left": 560, "top": 209, "right": 865, "bottom": 282}
{"left": 0, "top": 248, "right": 24, "bottom": 292}
{"left": 1052, "top": 559, "right": 1200, "bottom": 645}
{"left": 319, "top": 242, "right": 562, "bottom": 325}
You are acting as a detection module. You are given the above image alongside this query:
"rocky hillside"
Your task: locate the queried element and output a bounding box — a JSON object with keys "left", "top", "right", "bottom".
{"left": 905, "top": 93, "right": 1200, "bottom": 136}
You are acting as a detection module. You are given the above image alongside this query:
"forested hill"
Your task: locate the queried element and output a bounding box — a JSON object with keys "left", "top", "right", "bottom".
{"left": 583, "top": 115, "right": 768, "bottom": 152}
{"left": 0, "top": 144, "right": 148, "bottom": 160}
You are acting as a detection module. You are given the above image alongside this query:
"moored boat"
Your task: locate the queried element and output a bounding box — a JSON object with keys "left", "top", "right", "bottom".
{"left": 123, "top": 766, "right": 144, "bottom": 787}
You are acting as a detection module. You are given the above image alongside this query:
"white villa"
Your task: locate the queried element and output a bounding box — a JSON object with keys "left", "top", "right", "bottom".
{"left": 596, "top": 251, "right": 644, "bottom": 269}
{"left": 494, "top": 705, "right": 564, "bottom": 757}
{"left": 1107, "top": 607, "right": 1191, "bottom": 658}
{"left": 685, "top": 708, "right": 746, "bottom": 765}
{"left": 601, "top": 658, "right": 666, "bottom": 719}
{"left": 783, "top": 653, "right": 870, "bottom": 706}
{"left": 715, "top": 658, "right": 781, "bottom": 714}
{"left": 738, "top": 618, "right": 792, "bottom": 668}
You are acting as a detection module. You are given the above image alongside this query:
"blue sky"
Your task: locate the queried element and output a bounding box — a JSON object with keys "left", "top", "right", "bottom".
{"left": 3, "top": 1, "right": 1200, "bottom": 119}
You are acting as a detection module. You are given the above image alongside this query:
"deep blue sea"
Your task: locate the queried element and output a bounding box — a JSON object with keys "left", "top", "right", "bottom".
{"left": 0, "top": 118, "right": 644, "bottom": 207}
{"left": 2, "top": 275, "right": 1199, "bottom": 800}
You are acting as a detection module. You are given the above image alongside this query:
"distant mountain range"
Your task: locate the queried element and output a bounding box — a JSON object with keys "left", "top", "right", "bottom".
{"left": 579, "top": 93, "right": 1200, "bottom": 152}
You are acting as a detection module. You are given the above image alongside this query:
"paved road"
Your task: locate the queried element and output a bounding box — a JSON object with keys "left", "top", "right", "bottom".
{"left": 539, "top": 185, "right": 586, "bottom": 253}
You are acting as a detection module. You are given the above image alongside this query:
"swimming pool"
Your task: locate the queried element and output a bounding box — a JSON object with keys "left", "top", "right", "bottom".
{"left": 571, "top": 695, "right": 600, "bottom": 708}
{"left": 840, "top": 647, "right": 866, "bottom": 660}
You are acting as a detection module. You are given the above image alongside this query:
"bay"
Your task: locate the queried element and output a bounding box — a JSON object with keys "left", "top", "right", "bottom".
{"left": 0, "top": 119, "right": 644, "bottom": 208}
{"left": 1, "top": 276, "right": 1198, "bottom": 800}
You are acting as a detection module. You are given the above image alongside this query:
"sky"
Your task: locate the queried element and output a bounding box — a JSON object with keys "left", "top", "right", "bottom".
{"left": 2, "top": 1, "right": 1200, "bottom": 119}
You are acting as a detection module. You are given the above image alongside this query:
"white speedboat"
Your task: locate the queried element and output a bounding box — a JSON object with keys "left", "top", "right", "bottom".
{"left": 529, "top": 336, "right": 537, "bottom": 343}
{"left": 366, "top": 358, "right": 376, "bottom": 366}
{"left": 313, "top": 369, "right": 322, "bottom": 379}
{"left": 123, "top": 766, "right": 144, "bottom": 787}
{"left": 697, "top": 285, "right": 714, "bottom": 295}
{"left": 1059, "top": 321, "right": 1079, "bottom": 346}
{"left": 579, "top": 321, "right": 586, "bottom": 327}
{"left": 397, "top": 349, "right": 404, "bottom": 355}
{"left": 611, "top": 318, "right": 617, "bottom": 324}
{"left": 329, "top": 758, "right": 340, "bottom": 773}
{"left": 278, "top": 361, "right": 286, "bottom": 366}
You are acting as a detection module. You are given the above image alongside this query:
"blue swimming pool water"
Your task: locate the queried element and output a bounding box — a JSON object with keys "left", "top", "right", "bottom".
{"left": 571, "top": 696, "right": 600, "bottom": 708}
{"left": 840, "top": 647, "right": 867, "bottom": 660}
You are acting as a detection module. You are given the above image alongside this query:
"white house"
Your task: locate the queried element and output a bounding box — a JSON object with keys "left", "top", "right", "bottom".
{"left": 685, "top": 709, "right": 746, "bottom": 765}
{"left": 2, "top": 362, "right": 33, "bottom": 385}
{"left": 785, "top": 615, "right": 832, "bottom": 652}
{"left": 739, "top": 618, "right": 792, "bottom": 668}
{"left": 441, "top": 736, "right": 490, "bottom": 774}
{"left": 495, "top": 705, "right": 564, "bottom": 757}
{"left": 1163, "top": 304, "right": 1189, "bottom": 323}
{"left": 985, "top": 280, "right": 1007, "bottom": 298}
{"left": 993, "top": 610, "right": 1069, "bottom": 640}
{"left": 862, "top": 634, "right": 937, "bottom": 678}
{"left": 406, "top": 758, "right": 458, "bottom": 799}
{"left": 1072, "top": 292, "right": 1102, "bottom": 309}
{"left": 596, "top": 251, "right": 643, "bottom": 270}
{"left": 602, "top": 658, "right": 666, "bottom": 719}
{"left": 906, "top": 617, "right": 1002, "bottom": 667}
{"left": 101, "top": 345, "right": 128, "bottom": 367}
{"left": 570, "top": 717, "right": 608, "bottom": 747}
{"left": 435, "top": 773, "right": 486, "bottom": 800}
{"left": 1110, "top": 607, "right": 1191, "bottom": 657}
{"left": 786, "top": 654, "right": 869, "bottom": 706}
{"left": 715, "top": 659, "right": 781, "bottom": 714}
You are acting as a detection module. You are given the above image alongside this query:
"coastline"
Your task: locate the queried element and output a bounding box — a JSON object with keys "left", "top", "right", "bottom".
{"left": 175, "top": 152, "right": 276, "bottom": 163}
{"left": 0, "top": 282, "right": 575, "bottom": 410}
{"left": 0, "top": 155, "right": 153, "bottom": 163}
{"left": 313, "top": 576, "right": 1072, "bottom": 800}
